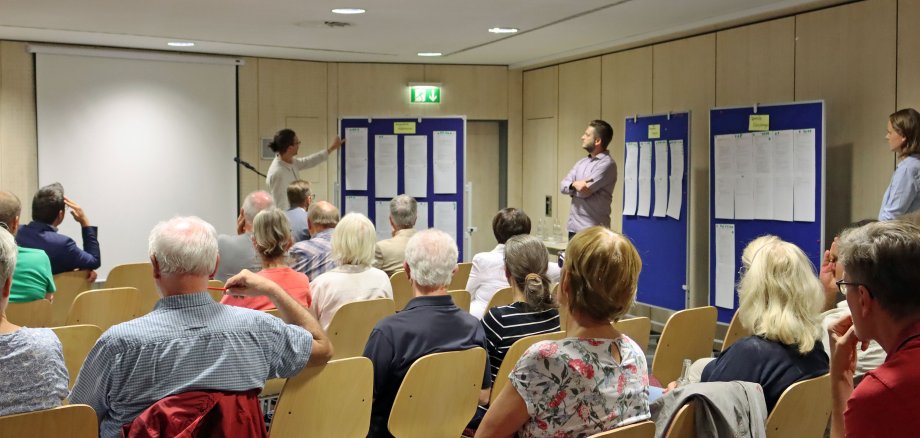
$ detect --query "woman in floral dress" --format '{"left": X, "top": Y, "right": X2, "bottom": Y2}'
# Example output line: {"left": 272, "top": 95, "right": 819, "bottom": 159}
{"left": 476, "top": 226, "right": 650, "bottom": 438}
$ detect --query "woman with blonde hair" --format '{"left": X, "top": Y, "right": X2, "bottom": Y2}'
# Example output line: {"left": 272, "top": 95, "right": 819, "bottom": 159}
{"left": 221, "top": 208, "right": 312, "bottom": 310}
{"left": 476, "top": 227, "right": 649, "bottom": 438}
{"left": 309, "top": 212, "right": 393, "bottom": 329}
{"left": 700, "top": 235, "right": 828, "bottom": 411}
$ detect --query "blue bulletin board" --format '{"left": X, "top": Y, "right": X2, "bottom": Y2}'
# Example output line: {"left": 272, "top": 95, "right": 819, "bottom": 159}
{"left": 622, "top": 112, "right": 691, "bottom": 311}
{"left": 339, "top": 117, "right": 467, "bottom": 260}
{"left": 708, "top": 101, "right": 825, "bottom": 323}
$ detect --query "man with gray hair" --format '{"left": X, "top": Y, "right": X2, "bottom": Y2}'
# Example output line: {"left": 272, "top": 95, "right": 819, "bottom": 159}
{"left": 373, "top": 194, "right": 418, "bottom": 276}
{"left": 216, "top": 190, "right": 274, "bottom": 282}
{"left": 70, "top": 216, "right": 332, "bottom": 437}
{"left": 291, "top": 200, "right": 339, "bottom": 281}
{"left": 363, "top": 229, "right": 490, "bottom": 438}
{"left": 0, "top": 191, "right": 55, "bottom": 303}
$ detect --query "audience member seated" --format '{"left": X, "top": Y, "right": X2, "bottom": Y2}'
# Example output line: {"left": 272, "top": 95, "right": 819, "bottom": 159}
{"left": 364, "top": 229, "right": 491, "bottom": 438}
{"left": 291, "top": 201, "right": 338, "bottom": 281}
{"left": 284, "top": 180, "right": 312, "bottom": 243}
{"left": 698, "top": 236, "right": 828, "bottom": 412}
{"left": 15, "top": 182, "right": 100, "bottom": 281}
{"left": 468, "top": 208, "right": 561, "bottom": 318}
{"left": 310, "top": 213, "right": 392, "bottom": 329}
{"left": 221, "top": 208, "right": 311, "bottom": 310}
{"left": 0, "top": 191, "right": 55, "bottom": 303}
{"left": 476, "top": 226, "right": 650, "bottom": 438}
{"left": 829, "top": 221, "right": 920, "bottom": 437}
{"left": 216, "top": 190, "right": 274, "bottom": 282}
{"left": 373, "top": 194, "right": 418, "bottom": 276}
{"left": 69, "top": 216, "right": 332, "bottom": 438}
{"left": 0, "top": 227, "right": 68, "bottom": 416}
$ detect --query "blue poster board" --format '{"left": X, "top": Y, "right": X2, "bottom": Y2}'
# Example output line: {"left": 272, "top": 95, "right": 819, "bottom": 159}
{"left": 339, "top": 117, "right": 466, "bottom": 260}
{"left": 622, "top": 112, "right": 691, "bottom": 311}
{"left": 708, "top": 101, "right": 825, "bottom": 323}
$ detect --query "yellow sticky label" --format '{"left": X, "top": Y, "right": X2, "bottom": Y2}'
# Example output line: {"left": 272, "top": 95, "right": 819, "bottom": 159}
{"left": 394, "top": 122, "right": 416, "bottom": 134}
{"left": 648, "top": 124, "right": 661, "bottom": 139}
{"left": 749, "top": 115, "right": 770, "bottom": 131}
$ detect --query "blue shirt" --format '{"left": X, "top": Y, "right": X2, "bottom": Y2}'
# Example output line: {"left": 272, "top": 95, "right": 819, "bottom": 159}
{"left": 879, "top": 155, "right": 920, "bottom": 220}
{"left": 290, "top": 228, "right": 335, "bottom": 281}
{"left": 285, "top": 207, "right": 310, "bottom": 242}
{"left": 560, "top": 152, "right": 618, "bottom": 233}
{"left": 16, "top": 221, "right": 100, "bottom": 274}
{"left": 70, "top": 292, "right": 313, "bottom": 438}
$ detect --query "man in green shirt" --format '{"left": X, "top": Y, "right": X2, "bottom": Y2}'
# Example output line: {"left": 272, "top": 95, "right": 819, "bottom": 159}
{"left": 0, "top": 191, "right": 55, "bottom": 302}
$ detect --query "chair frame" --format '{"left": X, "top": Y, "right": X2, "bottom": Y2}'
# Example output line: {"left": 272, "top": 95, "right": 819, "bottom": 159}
{"left": 651, "top": 306, "right": 717, "bottom": 384}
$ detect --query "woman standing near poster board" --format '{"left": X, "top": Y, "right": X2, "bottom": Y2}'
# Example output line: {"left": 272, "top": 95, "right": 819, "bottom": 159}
{"left": 879, "top": 109, "right": 920, "bottom": 220}
{"left": 266, "top": 128, "right": 343, "bottom": 210}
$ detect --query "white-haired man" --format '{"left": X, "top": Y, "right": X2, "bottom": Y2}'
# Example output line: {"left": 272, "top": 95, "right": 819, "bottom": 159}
{"left": 216, "top": 190, "right": 274, "bottom": 281}
{"left": 374, "top": 194, "right": 418, "bottom": 276}
{"left": 363, "top": 229, "right": 490, "bottom": 438}
{"left": 70, "top": 216, "right": 332, "bottom": 438}
{"left": 291, "top": 200, "right": 339, "bottom": 281}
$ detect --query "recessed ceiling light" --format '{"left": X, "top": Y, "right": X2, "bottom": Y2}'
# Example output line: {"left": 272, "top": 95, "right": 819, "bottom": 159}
{"left": 417, "top": 52, "right": 442, "bottom": 57}
{"left": 167, "top": 41, "right": 195, "bottom": 47}
{"left": 488, "top": 27, "right": 519, "bottom": 34}
{"left": 332, "top": 8, "right": 366, "bottom": 14}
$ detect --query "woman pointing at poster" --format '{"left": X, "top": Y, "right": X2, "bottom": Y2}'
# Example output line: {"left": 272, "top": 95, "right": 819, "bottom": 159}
{"left": 266, "top": 128, "right": 343, "bottom": 210}
{"left": 878, "top": 109, "right": 920, "bottom": 220}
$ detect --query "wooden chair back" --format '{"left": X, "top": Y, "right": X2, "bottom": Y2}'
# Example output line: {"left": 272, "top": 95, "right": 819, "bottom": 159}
{"left": 51, "top": 271, "right": 93, "bottom": 326}
{"left": 490, "top": 331, "right": 566, "bottom": 404}
{"left": 65, "top": 287, "right": 142, "bottom": 331}
{"left": 5, "top": 299, "right": 52, "bottom": 327}
{"left": 447, "top": 289, "right": 471, "bottom": 312}
{"left": 51, "top": 324, "right": 103, "bottom": 388}
{"left": 264, "top": 308, "right": 281, "bottom": 318}
{"left": 765, "top": 373, "right": 831, "bottom": 438}
{"left": 0, "top": 404, "right": 98, "bottom": 438}
{"left": 448, "top": 262, "right": 473, "bottom": 291}
{"left": 326, "top": 298, "right": 395, "bottom": 360}
{"left": 587, "top": 421, "right": 656, "bottom": 438}
{"left": 269, "top": 357, "right": 373, "bottom": 438}
{"left": 664, "top": 402, "right": 696, "bottom": 438}
{"left": 388, "top": 348, "right": 487, "bottom": 438}
{"left": 485, "top": 287, "right": 514, "bottom": 313}
{"left": 613, "top": 316, "right": 652, "bottom": 352}
{"left": 389, "top": 271, "right": 413, "bottom": 311}
{"left": 105, "top": 262, "right": 158, "bottom": 314}
{"left": 207, "top": 279, "right": 225, "bottom": 302}
{"left": 721, "top": 310, "right": 751, "bottom": 352}
{"left": 652, "top": 306, "right": 717, "bottom": 384}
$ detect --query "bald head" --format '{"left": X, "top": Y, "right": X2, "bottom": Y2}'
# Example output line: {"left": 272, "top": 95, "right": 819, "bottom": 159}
{"left": 307, "top": 201, "right": 340, "bottom": 233}
{"left": 0, "top": 191, "right": 21, "bottom": 232}
{"left": 242, "top": 191, "right": 274, "bottom": 225}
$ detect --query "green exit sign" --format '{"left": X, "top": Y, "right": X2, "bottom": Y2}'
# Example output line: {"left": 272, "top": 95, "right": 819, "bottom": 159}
{"left": 410, "top": 85, "right": 441, "bottom": 103}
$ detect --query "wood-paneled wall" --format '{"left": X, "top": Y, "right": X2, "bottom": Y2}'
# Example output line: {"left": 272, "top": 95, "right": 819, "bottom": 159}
{"left": 0, "top": 42, "right": 37, "bottom": 219}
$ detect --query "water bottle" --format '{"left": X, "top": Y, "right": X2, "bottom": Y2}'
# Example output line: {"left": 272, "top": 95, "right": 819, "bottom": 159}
{"left": 676, "top": 359, "right": 692, "bottom": 387}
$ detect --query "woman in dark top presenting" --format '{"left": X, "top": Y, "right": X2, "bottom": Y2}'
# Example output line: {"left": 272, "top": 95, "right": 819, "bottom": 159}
{"left": 701, "top": 235, "right": 828, "bottom": 411}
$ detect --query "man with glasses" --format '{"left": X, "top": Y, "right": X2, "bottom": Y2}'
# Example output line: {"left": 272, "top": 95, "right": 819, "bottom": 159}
{"left": 829, "top": 220, "right": 920, "bottom": 437}
{"left": 285, "top": 180, "right": 313, "bottom": 243}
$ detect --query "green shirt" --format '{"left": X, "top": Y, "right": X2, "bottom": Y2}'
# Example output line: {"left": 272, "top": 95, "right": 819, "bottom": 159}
{"left": 9, "top": 246, "right": 56, "bottom": 303}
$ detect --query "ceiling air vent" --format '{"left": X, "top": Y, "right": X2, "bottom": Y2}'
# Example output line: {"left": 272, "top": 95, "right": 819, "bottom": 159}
{"left": 323, "top": 21, "right": 352, "bottom": 28}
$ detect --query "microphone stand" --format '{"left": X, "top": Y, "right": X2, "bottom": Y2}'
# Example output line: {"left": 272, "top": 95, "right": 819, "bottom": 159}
{"left": 234, "top": 157, "right": 267, "bottom": 178}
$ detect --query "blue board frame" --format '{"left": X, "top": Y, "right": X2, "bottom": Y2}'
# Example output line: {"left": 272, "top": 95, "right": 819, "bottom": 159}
{"left": 339, "top": 117, "right": 466, "bottom": 261}
{"left": 708, "top": 101, "right": 825, "bottom": 323}
{"left": 622, "top": 112, "right": 691, "bottom": 311}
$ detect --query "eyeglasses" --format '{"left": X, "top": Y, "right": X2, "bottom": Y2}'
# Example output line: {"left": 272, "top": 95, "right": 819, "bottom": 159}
{"left": 836, "top": 279, "right": 872, "bottom": 297}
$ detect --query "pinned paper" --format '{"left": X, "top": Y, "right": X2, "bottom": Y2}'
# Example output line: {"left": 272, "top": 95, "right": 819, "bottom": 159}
{"left": 648, "top": 124, "right": 661, "bottom": 139}
{"left": 715, "top": 224, "right": 736, "bottom": 309}
{"left": 749, "top": 115, "right": 770, "bottom": 132}
{"left": 393, "top": 122, "right": 416, "bottom": 134}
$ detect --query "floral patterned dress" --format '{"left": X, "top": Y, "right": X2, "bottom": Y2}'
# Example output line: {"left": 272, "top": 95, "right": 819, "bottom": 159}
{"left": 509, "top": 336, "right": 650, "bottom": 438}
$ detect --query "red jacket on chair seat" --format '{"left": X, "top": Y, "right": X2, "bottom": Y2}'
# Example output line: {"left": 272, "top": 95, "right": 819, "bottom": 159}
{"left": 121, "top": 388, "right": 266, "bottom": 438}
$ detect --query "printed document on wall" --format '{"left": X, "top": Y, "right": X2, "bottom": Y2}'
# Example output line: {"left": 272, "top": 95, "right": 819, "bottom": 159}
{"left": 714, "top": 135, "right": 736, "bottom": 219}
{"left": 375, "top": 200, "right": 391, "bottom": 241}
{"left": 345, "top": 196, "right": 368, "bottom": 218}
{"left": 734, "top": 134, "right": 755, "bottom": 220}
{"left": 667, "top": 140, "right": 684, "bottom": 219}
{"left": 771, "top": 130, "right": 794, "bottom": 222}
{"left": 622, "top": 142, "right": 639, "bottom": 215}
{"left": 345, "top": 127, "right": 368, "bottom": 190}
{"left": 433, "top": 131, "right": 457, "bottom": 194}
{"left": 653, "top": 140, "right": 669, "bottom": 217}
{"left": 715, "top": 223, "right": 736, "bottom": 309}
{"left": 637, "top": 142, "right": 653, "bottom": 217}
{"left": 374, "top": 135, "right": 398, "bottom": 198}
{"left": 415, "top": 201, "right": 429, "bottom": 231}
{"left": 403, "top": 135, "right": 428, "bottom": 198}
{"left": 433, "top": 202, "right": 458, "bottom": 244}
{"left": 793, "top": 129, "right": 816, "bottom": 222}
{"left": 753, "top": 132, "right": 774, "bottom": 220}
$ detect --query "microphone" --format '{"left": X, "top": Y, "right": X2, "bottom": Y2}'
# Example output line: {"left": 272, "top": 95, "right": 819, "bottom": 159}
{"left": 234, "top": 157, "right": 267, "bottom": 178}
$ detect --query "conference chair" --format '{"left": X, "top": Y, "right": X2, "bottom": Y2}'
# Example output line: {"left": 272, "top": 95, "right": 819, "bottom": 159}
{"left": 269, "top": 357, "right": 373, "bottom": 438}
{"left": 447, "top": 289, "right": 471, "bottom": 312}
{"left": 613, "top": 316, "right": 652, "bottom": 352}
{"left": 448, "top": 262, "right": 473, "bottom": 291}
{"left": 765, "top": 374, "right": 831, "bottom": 438}
{"left": 490, "top": 331, "right": 566, "bottom": 404}
{"left": 207, "top": 279, "right": 224, "bottom": 302}
{"left": 587, "top": 421, "right": 655, "bottom": 438}
{"left": 651, "top": 306, "right": 717, "bottom": 384}
{"left": 663, "top": 402, "right": 696, "bottom": 438}
{"left": 51, "top": 271, "right": 93, "bottom": 326}
{"left": 484, "top": 287, "right": 514, "bottom": 313}
{"left": 263, "top": 308, "right": 281, "bottom": 318}
{"left": 721, "top": 311, "right": 751, "bottom": 352}
{"left": 65, "top": 287, "right": 142, "bottom": 331}
{"left": 326, "top": 298, "right": 395, "bottom": 360}
{"left": 5, "top": 299, "right": 52, "bottom": 327}
{"left": 389, "top": 270, "right": 413, "bottom": 311}
{"left": 0, "top": 404, "right": 98, "bottom": 438}
{"left": 105, "top": 262, "right": 158, "bottom": 314}
{"left": 388, "top": 348, "right": 487, "bottom": 438}
{"left": 51, "top": 324, "right": 103, "bottom": 388}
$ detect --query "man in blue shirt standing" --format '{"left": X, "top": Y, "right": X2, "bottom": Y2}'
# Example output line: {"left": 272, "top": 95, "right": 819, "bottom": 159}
{"left": 560, "top": 120, "right": 618, "bottom": 239}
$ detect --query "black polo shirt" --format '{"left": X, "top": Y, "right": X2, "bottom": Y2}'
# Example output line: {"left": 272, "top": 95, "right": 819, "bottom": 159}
{"left": 363, "top": 294, "right": 491, "bottom": 438}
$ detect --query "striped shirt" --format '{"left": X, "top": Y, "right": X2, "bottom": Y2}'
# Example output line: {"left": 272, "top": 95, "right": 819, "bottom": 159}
{"left": 70, "top": 292, "right": 313, "bottom": 438}
{"left": 290, "top": 228, "right": 336, "bottom": 281}
{"left": 481, "top": 302, "right": 561, "bottom": 381}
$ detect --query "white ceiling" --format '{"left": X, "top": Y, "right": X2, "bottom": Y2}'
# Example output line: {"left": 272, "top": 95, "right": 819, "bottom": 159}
{"left": 0, "top": 0, "right": 850, "bottom": 68}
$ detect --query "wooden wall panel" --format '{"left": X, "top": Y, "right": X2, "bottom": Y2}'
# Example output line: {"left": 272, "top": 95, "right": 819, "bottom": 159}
{"left": 557, "top": 58, "right": 602, "bottom": 229}
{"left": 423, "top": 65, "right": 508, "bottom": 120}
{"left": 507, "top": 69, "right": 524, "bottom": 209}
{"left": 522, "top": 118, "right": 557, "bottom": 226}
{"left": 237, "top": 57, "right": 260, "bottom": 203}
{"left": 898, "top": 0, "right": 920, "bottom": 109}
{"left": 467, "top": 121, "right": 501, "bottom": 256}
{"left": 337, "top": 63, "right": 424, "bottom": 117}
{"left": 716, "top": 18, "right": 795, "bottom": 106}
{"left": 0, "top": 42, "right": 37, "bottom": 219}
{"left": 523, "top": 66, "right": 558, "bottom": 120}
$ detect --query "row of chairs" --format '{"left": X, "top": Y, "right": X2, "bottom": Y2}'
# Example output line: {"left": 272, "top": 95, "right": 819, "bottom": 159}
{"left": 389, "top": 261, "right": 473, "bottom": 310}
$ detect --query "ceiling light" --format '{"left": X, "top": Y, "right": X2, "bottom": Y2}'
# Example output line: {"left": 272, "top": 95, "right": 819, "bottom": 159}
{"left": 331, "top": 8, "right": 365, "bottom": 14}
{"left": 488, "top": 27, "right": 518, "bottom": 34}
{"left": 417, "top": 52, "right": 442, "bottom": 57}
{"left": 167, "top": 41, "right": 195, "bottom": 47}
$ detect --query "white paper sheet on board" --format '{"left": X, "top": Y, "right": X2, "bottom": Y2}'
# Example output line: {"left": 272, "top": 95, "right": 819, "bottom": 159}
{"left": 433, "top": 201, "right": 458, "bottom": 243}
{"left": 653, "top": 141, "right": 669, "bottom": 217}
{"left": 375, "top": 135, "right": 398, "bottom": 198}
{"left": 622, "top": 142, "right": 639, "bottom": 216}
{"left": 403, "top": 135, "right": 428, "bottom": 198}
{"left": 734, "top": 134, "right": 755, "bottom": 220}
{"left": 345, "top": 127, "right": 369, "bottom": 191}
{"left": 793, "top": 129, "right": 817, "bottom": 222}
{"left": 667, "top": 140, "right": 684, "bottom": 219}
{"left": 637, "top": 142, "right": 653, "bottom": 216}
{"left": 345, "top": 195, "right": 369, "bottom": 218}
{"left": 375, "top": 200, "right": 391, "bottom": 241}
{"left": 771, "top": 130, "right": 794, "bottom": 222}
{"left": 715, "top": 223, "right": 736, "bottom": 309}
{"left": 714, "top": 135, "right": 736, "bottom": 219}
{"left": 433, "top": 131, "right": 457, "bottom": 194}
{"left": 753, "top": 132, "right": 774, "bottom": 220}
{"left": 415, "top": 201, "right": 429, "bottom": 231}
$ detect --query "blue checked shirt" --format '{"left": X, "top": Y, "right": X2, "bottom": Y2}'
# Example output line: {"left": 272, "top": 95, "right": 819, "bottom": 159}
{"left": 290, "top": 228, "right": 336, "bottom": 281}
{"left": 70, "top": 292, "right": 313, "bottom": 438}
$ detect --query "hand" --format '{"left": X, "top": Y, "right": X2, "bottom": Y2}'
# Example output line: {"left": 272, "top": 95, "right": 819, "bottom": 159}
{"left": 85, "top": 270, "right": 97, "bottom": 283}
{"left": 572, "top": 180, "right": 590, "bottom": 193}
{"left": 236, "top": 209, "right": 246, "bottom": 235}
{"left": 64, "top": 197, "right": 90, "bottom": 227}
{"left": 663, "top": 381, "right": 678, "bottom": 394}
{"left": 327, "top": 136, "right": 344, "bottom": 153}
{"left": 819, "top": 249, "right": 838, "bottom": 309}
{"left": 224, "top": 269, "right": 282, "bottom": 298}
{"left": 828, "top": 315, "right": 864, "bottom": 380}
